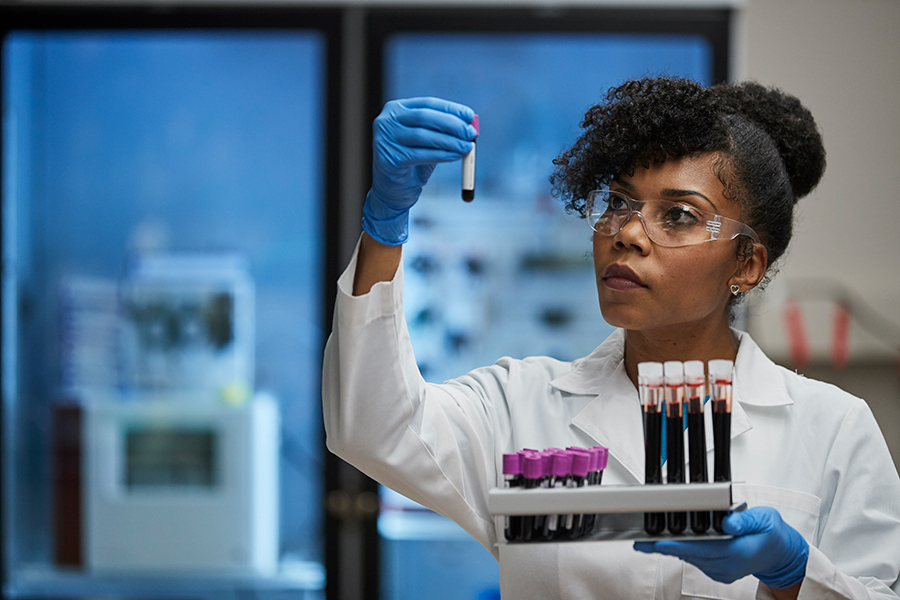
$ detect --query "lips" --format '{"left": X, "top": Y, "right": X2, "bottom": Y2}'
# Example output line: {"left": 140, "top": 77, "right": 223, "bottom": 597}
{"left": 602, "top": 264, "right": 647, "bottom": 290}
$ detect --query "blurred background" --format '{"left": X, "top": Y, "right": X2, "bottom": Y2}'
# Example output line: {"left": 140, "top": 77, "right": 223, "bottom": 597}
{"left": 1, "top": 1, "right": 898, "bottom": 600}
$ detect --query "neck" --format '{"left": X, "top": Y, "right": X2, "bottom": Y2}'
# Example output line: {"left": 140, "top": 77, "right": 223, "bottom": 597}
{"left": 623, "top": 320, "right": 738, "bottom": 389}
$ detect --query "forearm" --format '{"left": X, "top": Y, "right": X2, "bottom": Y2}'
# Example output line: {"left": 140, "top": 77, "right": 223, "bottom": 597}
{"left": 353, "top": 231, "right": 402, "bottom": 296}
{"left": 769, "top": 581, "right": 801, "bottom": 600}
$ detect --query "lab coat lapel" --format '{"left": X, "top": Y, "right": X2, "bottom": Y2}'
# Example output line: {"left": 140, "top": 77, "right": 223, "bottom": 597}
{"left": 570, "top": 373, "right": 645, "bottom": 484}
{"left": 699, "top": 330, "right": 793, "bottom": 458}
{"left": 550, "top": 329, "right": 785, "bottom": 480}
{"left": 549, "top": 330, "right": 646, "bottom": 484}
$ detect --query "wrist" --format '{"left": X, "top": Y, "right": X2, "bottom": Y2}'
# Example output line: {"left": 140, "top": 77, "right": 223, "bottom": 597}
{"left": 768, "top": 580, "right": 802, "bottom": 600}
{"left": 757, "top": 538, "right": 809, "bottom": 590}
{"left": 361, "top": 189, "right": 410, "bottom": 246}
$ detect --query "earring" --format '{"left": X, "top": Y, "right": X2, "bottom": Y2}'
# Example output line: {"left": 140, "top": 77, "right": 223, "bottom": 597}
{"left": 730, "top": 284, "right": 741, "bottom": 296}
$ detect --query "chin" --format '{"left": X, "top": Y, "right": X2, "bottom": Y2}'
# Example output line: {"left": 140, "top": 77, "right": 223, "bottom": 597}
{"left": 598, "top": 303, "right": 645, "bottom": 331}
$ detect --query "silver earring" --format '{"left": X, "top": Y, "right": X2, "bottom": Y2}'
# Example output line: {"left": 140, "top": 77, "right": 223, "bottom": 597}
{"left": 730, "top": 284, "right": 741, "bottom": 296}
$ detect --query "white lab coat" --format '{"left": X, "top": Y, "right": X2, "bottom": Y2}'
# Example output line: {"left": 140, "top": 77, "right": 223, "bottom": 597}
{"left": 322, "top": 240, "right": 900, "bottom": 599}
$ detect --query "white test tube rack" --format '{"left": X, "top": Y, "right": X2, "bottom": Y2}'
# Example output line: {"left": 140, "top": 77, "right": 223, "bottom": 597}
{"left": 489, "top": 482, "right": 743, "bottom": 543}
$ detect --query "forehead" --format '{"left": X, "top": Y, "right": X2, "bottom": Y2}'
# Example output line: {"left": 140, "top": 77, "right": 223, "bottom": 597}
{"left": 615, "top": 154, "right": 739, "bottom": 218}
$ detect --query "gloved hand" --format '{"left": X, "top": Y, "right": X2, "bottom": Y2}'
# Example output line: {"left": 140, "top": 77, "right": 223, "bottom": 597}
{"left": 362, "top": 97, "right": 477, "bottom": 245}
{"left": 634, "top": 507, "right": 808, "bottom": 589}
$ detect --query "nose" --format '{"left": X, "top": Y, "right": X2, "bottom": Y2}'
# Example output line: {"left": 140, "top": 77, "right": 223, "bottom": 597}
{"left": 612, "top": 210, "right": 652, "bottom": 253}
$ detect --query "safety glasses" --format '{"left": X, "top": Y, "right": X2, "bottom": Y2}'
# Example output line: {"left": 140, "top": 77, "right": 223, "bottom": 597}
{"left": 586, "top": 189, "right": 761, "bottom": 248}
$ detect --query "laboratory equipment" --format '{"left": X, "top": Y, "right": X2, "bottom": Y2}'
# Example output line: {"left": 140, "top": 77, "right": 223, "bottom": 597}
{"left": 83, "top": 395, "right": 279, "bottom": 573}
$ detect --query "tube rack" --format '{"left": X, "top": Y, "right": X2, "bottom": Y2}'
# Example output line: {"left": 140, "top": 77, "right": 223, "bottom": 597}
{"left": 489, "top": 482, "right": 742, "bottom": 543}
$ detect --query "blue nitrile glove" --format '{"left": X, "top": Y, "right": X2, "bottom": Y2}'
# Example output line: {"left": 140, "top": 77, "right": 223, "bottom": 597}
{"left": 634, "top": 507, "right": 808, "bottom": 589}
{"left": 362, "top": 97, "right": 477, "bottom": 245}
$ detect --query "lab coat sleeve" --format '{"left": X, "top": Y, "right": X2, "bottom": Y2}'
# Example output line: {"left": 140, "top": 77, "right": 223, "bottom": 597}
{"left": 796, "top": 399, "right": 900, "bottom": 599}
{"left": 322, "top": 239, "right": 504, "bottom": 557}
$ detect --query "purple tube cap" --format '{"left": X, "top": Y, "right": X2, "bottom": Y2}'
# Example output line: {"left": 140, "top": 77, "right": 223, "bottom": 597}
{"left": 592, "top": 446, "right": 609, "bottom": 470}
{"left": 550, "top": 452, "right": 573, "bottom": 476}
{"left": 522, "top": 454, "right": 544, "bottom": 479}
{"left": 471, "top": 114, "right": 479, "bottom": 136}
{"left": 570, "top": 451, "right": 590, "bottom": 477}
{"left": 502, "top": 453, "right": 521, "bottom": 475}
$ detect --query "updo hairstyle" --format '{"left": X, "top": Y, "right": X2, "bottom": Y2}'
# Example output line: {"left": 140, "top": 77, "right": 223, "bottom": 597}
{"left": 550, "top": 77, "right": 826, "bottom": 283}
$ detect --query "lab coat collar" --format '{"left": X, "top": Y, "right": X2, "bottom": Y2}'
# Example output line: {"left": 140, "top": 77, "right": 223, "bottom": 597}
{"left": 549, "top": 328, "right": 792, "bottom": 483}
{"left": 731, "top": 329, "right": 794, "bottom": 408}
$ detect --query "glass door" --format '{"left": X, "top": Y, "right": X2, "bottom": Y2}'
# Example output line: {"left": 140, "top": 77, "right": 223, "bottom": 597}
{"left": 3, "top": 14, "right": 336, "bottom": 599}
{"left": 368, "top": 9, "right": 728, "bottom": 599}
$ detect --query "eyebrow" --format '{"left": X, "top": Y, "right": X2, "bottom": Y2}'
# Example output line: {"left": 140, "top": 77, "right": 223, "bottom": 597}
{"left": 613, "top": 178, "right": 719, "bottom": 212}
{"left": 660, "top": 188, "right": 719, "bottom": 212}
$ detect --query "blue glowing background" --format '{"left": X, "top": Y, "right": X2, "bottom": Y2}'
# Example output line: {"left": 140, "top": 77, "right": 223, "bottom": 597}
{"left": 4, "top": 31, "right": 325, "bottom": 568}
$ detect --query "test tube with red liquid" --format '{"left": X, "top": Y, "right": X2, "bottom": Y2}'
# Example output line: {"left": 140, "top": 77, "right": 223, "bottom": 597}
{"left": 639, "top": 361, "right": 665, "bottom": 536}
{"left": 708, "top": 359, "right": 734, "bottom": 533}
{"left": 684, "top": 360, "right": 710, "bottom": 533}
{"left": 664, "top": 361, "right": 687, "bottom": 534}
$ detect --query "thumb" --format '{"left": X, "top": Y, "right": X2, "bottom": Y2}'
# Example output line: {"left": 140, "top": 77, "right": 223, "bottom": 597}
{"left": 722, "top": 507, "right": 776, "bottom": 537}
{"left": 721, "top": 509, "right": 755, "bottom": 536}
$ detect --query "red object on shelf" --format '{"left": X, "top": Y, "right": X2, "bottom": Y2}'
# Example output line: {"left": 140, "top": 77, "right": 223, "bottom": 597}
{"left": 831, "top": 302, "right": 851, "bottom": 369}
{"left": 784, "top": 297, "right": 810, "bottom": 369}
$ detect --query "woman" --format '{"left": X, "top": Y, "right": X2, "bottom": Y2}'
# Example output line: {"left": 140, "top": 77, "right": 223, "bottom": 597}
{"left": 322, "top": 77, "right": 900, "bottom": 599}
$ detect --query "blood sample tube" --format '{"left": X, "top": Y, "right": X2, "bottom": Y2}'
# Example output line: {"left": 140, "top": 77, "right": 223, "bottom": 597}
{"left": 461, "top": 114, "right": 478, "bottom": 201}
{"left": 684, "top": 360, "right": 710, "bottom": 534}
{"left": 639, "top": 361, "right": 665, "bottom": 536}
{"left": 591, "top": 445, "right": 608, "bottom": 485}
{"left": 520, "top": 453, "right": 544, "bottom": 541}
{"left": 664, "top": 361, "right": 687, "bottom": 534}
{"left": 502, "top": 453, "right": 523, "bottom": 541}
{"left": 709, "top": 359, "right": 734, "bottom": 533}
{"left": 564, "top": 451, "right": 590, "bottom": 540}
{"left": 542, "top": 452, "right": 572, "bottom": 540}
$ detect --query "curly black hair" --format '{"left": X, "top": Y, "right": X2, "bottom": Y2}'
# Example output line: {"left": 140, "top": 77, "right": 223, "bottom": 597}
{"left": 550, "top": 76, "right": 826, "bottom": 280}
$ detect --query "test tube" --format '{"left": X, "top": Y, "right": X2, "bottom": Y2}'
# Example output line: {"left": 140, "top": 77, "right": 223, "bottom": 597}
{"left": 709, "top": 359, "right": 734, "bottom": 533}
{"left": 591, "top": 445, "right": 609, "bottom": 485}
{"left": 564, "top": 451, "right": 590, "bottom": 540}
{"left": 684, "top": 360, "right": 710, "bottom": 534}
{"left": 535, "top": 452, "right": 554, "bottom": 537}
{"left": 639, "top": 361, "right": 665, "bottom": 535}
{"left": 520, "top": 453, "right": 544, "bottom": 541}
{"left": 664, "top": 361, "right": 687, "bottom": 535}
{"left": 502, "top": 453, "right": 523, "bottom": 541}
{"left": 542, "top": 452, "right": 572, "bottom": 540}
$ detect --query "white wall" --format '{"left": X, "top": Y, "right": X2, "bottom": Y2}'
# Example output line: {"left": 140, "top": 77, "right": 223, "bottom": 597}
{"left": 737, "top": 0, "right": 900, "bottom": 360}
{"left": 738, "top": 0, "right": 900, "bottom": 461}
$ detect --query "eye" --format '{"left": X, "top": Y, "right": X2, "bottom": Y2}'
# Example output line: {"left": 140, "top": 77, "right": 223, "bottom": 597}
{"left": 608, "top": 193, "right": 630, "bottom": 212}
{"left": 664, "top": 203, "right": 702, "bottom": 227}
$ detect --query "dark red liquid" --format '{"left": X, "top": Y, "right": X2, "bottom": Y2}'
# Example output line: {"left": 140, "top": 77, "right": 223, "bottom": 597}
{"left": 643, "top": 409, "right": 664, "bottom": 535}
{"left": 521, "top": 477, "right": 541, "bottom": 541}
{"left": 687, "top": 411, "right": 710, "bottom": 533}
{"left": 666, "top": 413, "right": 687, "bottom": 534}
{"left": 505, "top": 477, "right": 522, "bottom": 541}
{"left": 712, "top": 410, "right": 731, "bottom": 533}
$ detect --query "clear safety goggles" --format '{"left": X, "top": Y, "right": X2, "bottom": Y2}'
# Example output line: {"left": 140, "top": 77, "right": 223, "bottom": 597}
{"left": 586, "top": 189, "right": 761, "bottom": 248}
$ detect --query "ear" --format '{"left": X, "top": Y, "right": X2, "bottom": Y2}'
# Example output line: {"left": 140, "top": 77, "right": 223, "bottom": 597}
{"left": 729, "top": 243, "right": 767, "bottom": 293}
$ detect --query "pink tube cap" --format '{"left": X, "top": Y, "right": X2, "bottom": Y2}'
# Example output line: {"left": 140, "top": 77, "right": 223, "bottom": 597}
{"left": 522, "top": 454, "right": 544, "bottom": 480}
{"left": 592, "top": 446, "right": 609, "bottom": 470}
{"left": 471, "top": 114, "right": 479, "bottom": 136}
{"left": 502, "top": 453, "right": 521, "bottom": 475}
{"left": 550, "top": 452, "right": 573, "bottom": 477}
{"left": 570, "top": 451, "right": 590, "bottom": 477}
